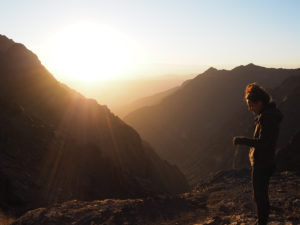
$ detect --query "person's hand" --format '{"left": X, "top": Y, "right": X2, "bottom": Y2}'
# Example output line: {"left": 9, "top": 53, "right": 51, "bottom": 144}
{"left": 233, "top": 136, "right": 245, "bottom": 145}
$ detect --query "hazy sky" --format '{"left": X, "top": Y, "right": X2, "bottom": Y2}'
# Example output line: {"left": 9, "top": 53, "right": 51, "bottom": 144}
{"left": 1, "top": 0, "right": 300, "bottom": 83}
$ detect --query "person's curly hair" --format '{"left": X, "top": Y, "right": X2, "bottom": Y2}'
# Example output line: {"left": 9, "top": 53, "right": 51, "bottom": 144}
{"left": 245, "top": 82, "right": 271, "bottom": 104}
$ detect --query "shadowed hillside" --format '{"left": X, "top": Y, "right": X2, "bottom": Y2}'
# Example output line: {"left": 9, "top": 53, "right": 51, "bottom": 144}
{"left": 116, "top": 79, "right": 194, "bottom": 119}
{"left": 124, "top": 65, "right": 300, "bottom": 183}
{"left": 0, "top": 35, "right": 189, "bottom": 216}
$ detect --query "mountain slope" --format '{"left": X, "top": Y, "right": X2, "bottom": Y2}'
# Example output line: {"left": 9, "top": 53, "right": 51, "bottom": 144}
{"left": 116, "top": 86, "right": 180, "bottom": 118}
{"left": 124, "top": 65, "right": 300, "bottom": 182}
{"left": 117, "top": 78, "right": 194, "bottom": 119}
{"left": 0, "top": 34, "right": 189, "bottom": 216}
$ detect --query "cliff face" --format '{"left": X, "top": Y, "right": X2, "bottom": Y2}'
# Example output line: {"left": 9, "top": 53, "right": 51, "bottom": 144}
{"left": 0, "top": 35, "right": 189, "bottom": 216}
{"left": 124, "top": 64, "right": 300, "bottom": 183}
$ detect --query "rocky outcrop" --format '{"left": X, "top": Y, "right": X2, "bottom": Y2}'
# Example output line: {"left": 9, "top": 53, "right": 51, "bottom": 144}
{"left": 11, "top": 169, "right": 300, "bottom": 225}
{"left": 0, "top": 34, "right": 189, "bottom": 216}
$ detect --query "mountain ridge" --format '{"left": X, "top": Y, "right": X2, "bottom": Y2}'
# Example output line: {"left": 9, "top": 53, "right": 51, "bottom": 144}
{"left": 0, "top": 34, "right": 189, "bottom": 216}
{"left": 124, "top": 64, "right": 300, "bottom": 183}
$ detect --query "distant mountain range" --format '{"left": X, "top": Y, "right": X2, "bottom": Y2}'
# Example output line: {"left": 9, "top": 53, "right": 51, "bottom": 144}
{"left": 116, "top": 86, "right": 179, "bottom": 118}
{"left": 0, "top": 34, "right": 189, "bottom": 216}
{"left": 80, "top": 74, "right": 195, "bottom": 117}
{"left": 116, "top": 79, "right": 194, "bottom": 119}
{"left": 124, "top": 64, "right": 300, "bottom": 183}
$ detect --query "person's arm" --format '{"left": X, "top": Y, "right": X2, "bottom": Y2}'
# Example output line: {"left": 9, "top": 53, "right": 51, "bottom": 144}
{"left": 233, "top": 115, "right": 276, "bottom": 148}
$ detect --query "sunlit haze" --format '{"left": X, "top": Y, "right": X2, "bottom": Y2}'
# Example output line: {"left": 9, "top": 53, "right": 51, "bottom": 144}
{"left": 1, "top": 0, "right": 300, "bottom": 96}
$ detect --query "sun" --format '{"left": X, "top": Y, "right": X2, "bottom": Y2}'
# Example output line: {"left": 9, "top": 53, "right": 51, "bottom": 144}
{"left": 39, "top": 21, "right": 141, "bottom": 83}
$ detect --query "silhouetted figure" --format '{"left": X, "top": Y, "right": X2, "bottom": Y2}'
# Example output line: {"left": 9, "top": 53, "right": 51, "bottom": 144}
{"left": 233, "top": 83, "right": 283, "bottom": 225}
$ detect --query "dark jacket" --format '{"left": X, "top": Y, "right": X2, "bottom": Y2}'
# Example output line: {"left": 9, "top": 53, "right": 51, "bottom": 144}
{"left": 237, "top": 102, "right": 283, "bottom": 168}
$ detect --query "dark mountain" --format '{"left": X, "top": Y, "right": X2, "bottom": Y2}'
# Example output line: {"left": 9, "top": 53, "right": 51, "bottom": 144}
{"left": 117, "top": 78, "right": 194, "bottom": 119}
{"left": 11, "top": 169, "right": 300, "bottom": 225}
{"left": 124, "top": 64, "right": 300, "bottom": 183}
{"left": 272, "top": 76, "right": 300, "bottom": 173}
{"left": 0, "top": 35, "right": 189, "bottom": 216}
{"left": 276, "top": 131, "right": 300, "bottom": 173}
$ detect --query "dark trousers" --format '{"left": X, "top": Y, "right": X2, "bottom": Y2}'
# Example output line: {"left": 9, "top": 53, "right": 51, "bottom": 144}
{"left": 251, "top": 166, "right": 274, "bottom": 225}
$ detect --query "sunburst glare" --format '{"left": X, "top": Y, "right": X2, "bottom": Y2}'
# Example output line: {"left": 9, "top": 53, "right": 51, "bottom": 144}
{"left": 39, "top": 21, "right": 143, "bottom": 83}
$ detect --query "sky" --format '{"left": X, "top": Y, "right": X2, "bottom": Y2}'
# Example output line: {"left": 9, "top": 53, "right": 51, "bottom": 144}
{"left": 1, "top": 0, "right": 300, "bottom": 84}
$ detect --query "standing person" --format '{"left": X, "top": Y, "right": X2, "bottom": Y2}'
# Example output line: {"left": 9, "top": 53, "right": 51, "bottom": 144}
{"left": 233, "top": 83, "right": 283, "bottom": 225}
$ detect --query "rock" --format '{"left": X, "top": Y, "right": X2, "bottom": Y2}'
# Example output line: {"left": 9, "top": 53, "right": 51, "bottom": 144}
{"left": 203, "top": 216, "right": 223, "bottom": 225}
{"left": 11, "top": 169, "right": 300, "bottom": 225}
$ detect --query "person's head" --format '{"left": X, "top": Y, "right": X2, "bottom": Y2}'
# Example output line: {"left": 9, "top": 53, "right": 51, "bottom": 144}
{"left": 244, "top": 83, "right": 271, "bottom": 115}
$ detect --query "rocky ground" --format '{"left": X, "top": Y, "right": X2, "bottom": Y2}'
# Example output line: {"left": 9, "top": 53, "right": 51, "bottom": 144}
{"left": 11, "top": 169, "right": 300, "bottom": 225}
